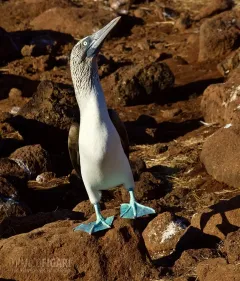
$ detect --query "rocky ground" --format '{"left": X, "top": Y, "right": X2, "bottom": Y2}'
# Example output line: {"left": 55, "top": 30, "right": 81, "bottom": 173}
{"left": 0, "top": 0, "right": 240, "bottom": 280}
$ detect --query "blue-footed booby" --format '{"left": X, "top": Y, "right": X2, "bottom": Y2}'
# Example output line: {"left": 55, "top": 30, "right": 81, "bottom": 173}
{"left": 69, "top": 17, "right": 155, "bottom": 234}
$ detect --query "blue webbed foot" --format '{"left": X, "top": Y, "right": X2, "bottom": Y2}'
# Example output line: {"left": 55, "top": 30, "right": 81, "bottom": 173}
{"left": 74, "top": 215, "right": 114, "bottom": 234}
{"left": 120, "top": 202, "right": 155, "bottom": 218}
{"left": 73, "top": 203, "right": 114, "bottom": 234}
{"left": 120, "top": 188, "right": 155, "bottom": 219}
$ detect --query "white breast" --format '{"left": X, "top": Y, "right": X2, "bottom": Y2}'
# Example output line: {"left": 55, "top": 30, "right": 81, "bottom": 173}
{"left": 75, "top": 82, "right": 134, "bottom": 203}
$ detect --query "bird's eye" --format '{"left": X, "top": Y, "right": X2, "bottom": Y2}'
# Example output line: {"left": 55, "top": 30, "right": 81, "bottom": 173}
{"left": 83, "top": 41, "right": 88, "bottom": 46}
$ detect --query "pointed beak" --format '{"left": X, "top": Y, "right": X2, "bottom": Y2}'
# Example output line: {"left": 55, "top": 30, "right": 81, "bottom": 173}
{"left": 86, "top": 17, "right": 121, "bottom": 57}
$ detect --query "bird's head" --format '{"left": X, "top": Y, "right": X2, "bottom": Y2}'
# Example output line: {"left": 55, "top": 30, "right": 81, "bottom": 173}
{"left": 70, "top": 17, "right": 121, "bottom": 87}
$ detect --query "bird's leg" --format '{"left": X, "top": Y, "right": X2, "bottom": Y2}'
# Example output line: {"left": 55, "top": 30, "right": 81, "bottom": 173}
{"left": 74, "top": 203, "right": 114, "bottom": 234}
{"left": 94, "top": 203, "right": 114, "bottom": 226}
{"left": 120, "top": 188, "right": 155, "bottom": 219}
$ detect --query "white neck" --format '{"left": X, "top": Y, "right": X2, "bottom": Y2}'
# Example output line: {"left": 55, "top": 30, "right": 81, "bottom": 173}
{"left": 71, "top": 57, "right": 110, "bottom": 123}
{"left": 77, "top": 80, "right": 108, "bottom": 112}
{"left": 72, "top": 71, "right": 109, "bottom": 125}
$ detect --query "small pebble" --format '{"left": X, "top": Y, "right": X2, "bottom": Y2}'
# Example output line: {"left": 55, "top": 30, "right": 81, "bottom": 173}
{"left": 21, "top": 45, "right": 35, "bottom": 57}
{"left": 36, "top": 172, "right": 56, "bottom": 183}
{"left": 10, "top": 106, "right": 21, "bottom": 115}
{"left": 134, "top": 9, "right": 146, "bottom": 18}
{"left": 8, "top": 88, "right": 22, "bottom": 99}
{"left": 224, "top": 123, "right": 232, "bottom": 129}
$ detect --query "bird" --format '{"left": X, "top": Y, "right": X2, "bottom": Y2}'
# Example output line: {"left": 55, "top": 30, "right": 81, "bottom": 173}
{"left": 68, "top": 109, "right": 130, "bottom": 178}
{"left": 69, "top": 16, "right": 155, "bottom": 234}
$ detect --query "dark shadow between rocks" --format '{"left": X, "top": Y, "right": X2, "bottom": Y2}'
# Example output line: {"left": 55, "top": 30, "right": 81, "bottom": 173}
{"left": 126, "top": 118, "right": 202, "bottom": 145}
{"left": 147, "top": 165, "right": 178, "bottom": 198}
{"left": 0, "top": 74, "right": 39, "bottom": 100}
{"left": 158, "top": 77, "right": 224, "bottom": 104}
{"left": 23, "top": 183, "right": 70, "bottom": 213}
{"left": 132, "top": 215, "right": 158, "bottom": 233}
{"left": 0, "top": 209, "right": 83, "bottom": 238}
{"left": 0, "top": 138, "right": 25, "bottom": 157}
{"left": 98, "top": 55, "right": 132, "bottom": 79}
{"left": 10, "top": 29, "right": 74, "bottom": 50}
{"left": 0, "top": 29, "right": 74, "bottom": 66}
{"left": 110, "top": 15, "right": 144, "bottom": 38}
{"left": 160, "top": 205, "right": 183, "bottom": 214}
{"left": 232, "top": 35, "right": 240, "bottom": 50}
{"left": 155, "top": 118, "right": 202, "bottom": 143}
{"left": 20, "top": 174, "right": 87, "bottom": 213}
{"left": 148, "top": 165, "right": 179, "bottom": 177}
{"left": 176, "top": 226, "right": 221, "bottom": 252}
{"left": 125, "top": 122, "right": 157, "bottom": 144}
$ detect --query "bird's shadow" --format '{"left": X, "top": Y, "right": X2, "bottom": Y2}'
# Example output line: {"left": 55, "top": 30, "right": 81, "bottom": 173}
{"left": 198, "top": 195, "right": 240, "bottom": 236}
{"left": 5, "top": 114, "right": 66, "bottom": 145}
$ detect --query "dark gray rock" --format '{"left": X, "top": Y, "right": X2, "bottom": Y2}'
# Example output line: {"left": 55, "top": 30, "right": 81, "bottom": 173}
{"left": 18, "top": 80, "right": 78, "bottom": 130}
{"left": 142, "top": 212, "right": 187, "bottom": 259}
{"left": 0, "top": 197, "right": 30, "bottom": 224}
{"left": 105, "top": 61, "right": 174, "bottom": 106}
{"left": 201, "top": 68, "right": 240, "bottom": 126}
{"left": 10, "top": 144, "right": 52, "bottom": 179}
{"left": 9, "top": 81, "right": 79, "bottom": 171}
{"left": 223, "top": 229, "right": 240, "bottom": 264}
{"left": 129, "top": 156, "right": 146, "bottom": 181}
{"left": 0, "top": 158, "right": 27, "bottom": 182}
{"left": 200, "top": 126, "right": 240, "bottom": 188}
{"left": 121, "top": 172, "right": 164, "bottom": 202}
{"left": 199, "top": 10, "right": 240, "bottom": 62}
{"left": 196, "top": 258, "right": 240, "bottom": 281}
{"left": 0, "top": 176, "right": 19, "bottom": 199}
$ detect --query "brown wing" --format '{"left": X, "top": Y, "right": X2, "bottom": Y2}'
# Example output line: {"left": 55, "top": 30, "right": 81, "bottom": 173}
{"left": 68, "top": 122, "right": 81, "bottom": 178}
{"left": 108, "top": 109, "right": 129, "bottom": 158}
{"left": 68, "top": 109, "right": 129, "bottom": 175}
